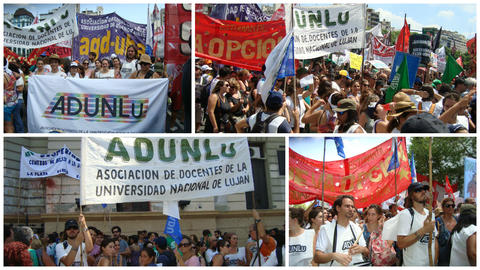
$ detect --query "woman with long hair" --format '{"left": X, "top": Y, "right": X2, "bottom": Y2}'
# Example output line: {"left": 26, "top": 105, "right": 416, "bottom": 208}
{"left": 95, "top": 59, "right": 115, "bottom": 79}
{"left": 112, "top": 57, "right": 122, "bottom": 79}
{"left": 139, "top": 247, "right": 157, "bottom": 266}
{"left": 226, "top": 78, "right": 249, "bottom": 132}
{"left": 436, "top": 198, "right": 458, "bottom": 266}
{"left": 96, "top": 238, "right": 116, "bottom": 266}
{"left": 205, "top": 80, "right": 231, "bottom": 133}
{"left": 364, "top": 204, "right": 396, "bottom": 266}
{"left": 174, "top": 236, "right": 201, "bottom": 266}
{"left": 225, "top": 233, "right": 246, "bottom": 266}
{"left": 333, "top": 98, "right": 366, "bottom": 133}
{"left": 302, "top": 82, "right": 342, "bottom": 133}
{"left": 449, "top": 204, "right": 476, "bottom": 266}
{"left": 211, "top": 239, "right": 231, "bottom": 266}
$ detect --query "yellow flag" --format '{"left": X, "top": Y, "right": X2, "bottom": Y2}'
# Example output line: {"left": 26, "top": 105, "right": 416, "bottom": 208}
{"left": 349, "top": 52, "right": 363, "bottom": 71}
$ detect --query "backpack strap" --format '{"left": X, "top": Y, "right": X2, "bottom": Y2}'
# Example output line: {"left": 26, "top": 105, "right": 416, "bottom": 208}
{"left": 408, "top": 208, "right": 415, "bottom": 232}
{"left": 262, "top": 113, "right": 280, "bottom": 133}
{"left": 330, "top": 222, "right": 338, "bottom": 266}
{"left": 429, "top": 103, "right": 436, "bottom": 114}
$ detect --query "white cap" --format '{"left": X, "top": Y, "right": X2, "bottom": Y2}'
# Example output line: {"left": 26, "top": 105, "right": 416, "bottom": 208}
{"left": 111, "top": 53, "right": 117, "bottom": 59}
{"left": 201, "top": 64, "right": 213, "bottom": 71}
{"left": 70, "top": 62, "right": 78, "bottom": 67}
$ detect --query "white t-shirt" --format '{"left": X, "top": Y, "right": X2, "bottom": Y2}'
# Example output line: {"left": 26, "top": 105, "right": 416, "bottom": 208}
{"left": 289, "top": 229, "right": 315, "bottom": 266}
{"left": 316, "top": 220, "right": 366, "bottom": 266}
{"left": 249, "top": 238, "right": 278, "bottom": 266}
{"left": 410, "top": 95, "right": 443, "bottom": 117}
{"left": 450, "top": 224, "right": 476, "bottom": 266}
{"left": 55, "top": 241, "right": 88, "bottom": 266}
{"left": 48, "top": 70, "right": 67, "bottom": 78}
{"left": 397, "top": 208, "right": 437, "bottom": 266}
{"left": 15, "top": 77, "right": 24, "bottom": 100}
{"left": 120, "top": 59, "right": 137, "bottom": 79}
{"left": 285, "top": 95, "right": 306, "bottom": 129}
{"left": 224, "top": 246, "right": 246, "bottom": 266}
{"left": 95, "top": 69, "right": 115, "bottom": 79}
{"left": 205, "top": 248, "right": 217, "bottom": 265}
{"left": 67, "top": 72, "right": 80, "bottom": 78}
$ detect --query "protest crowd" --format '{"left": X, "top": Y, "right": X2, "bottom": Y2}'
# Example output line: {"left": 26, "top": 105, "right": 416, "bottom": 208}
{"left": 195, "top": 4, "right": 477, "bottom": 134}
{"left": 4, "top": 210, "right": 285, "bottom": 266}
{"left": 289, "top": 183, "right": 477, "bottom": 266}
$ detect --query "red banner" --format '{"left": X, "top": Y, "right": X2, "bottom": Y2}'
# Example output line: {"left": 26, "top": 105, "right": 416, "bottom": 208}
{"left": 165, "top": 4, "right": 191, "bottom": 65}
{"left": 27, "top": 45, "right": 72, "bottom": 65}
{"left": 195, "top": 13, "right": 286, "bottom": 71}
{"left": 289, "top": 138, "right": 411, "bottom": 208}
{"left": 4, "top": 47, "right": 20, "bottom": 62}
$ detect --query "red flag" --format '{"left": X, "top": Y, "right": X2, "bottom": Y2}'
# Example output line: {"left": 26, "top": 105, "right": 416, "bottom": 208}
{"left": 445, "top": 175, "right": 455, "bottom": 200}
{"left": 271, "top": 4, "right": 285, "bottom": 21}
{"left": 456, "top": 56, "right": 463, "bottom": 67}
{"left": 467, "top": 36, "right": 476, "bottom": 57}
{"left": 395, "top": 16, "right": 410, "bottom": 53}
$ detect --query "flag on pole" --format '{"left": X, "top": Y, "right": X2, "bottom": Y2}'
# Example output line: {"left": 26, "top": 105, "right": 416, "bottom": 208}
{"left": 164, "top": 216, "right": 183, "bottom": 245}
{"left": 259, "top": 30, "right": 295, "bottom": 105}
{"left": 387, "top": 138, "right": 400, "bottom": 172}
{"left": 432, "top": 27, "right": 442, "bottom": 52}
{"left": 445, "top": 175, "right": 455, "bottom": 200}
{"left": 441, "top": 54, "right": 464, "bottom": 84}
{"left": 409, "top": 154, "right": 417, "bottom": 183}
{"left": 325, "top": 137, "right": 345, "bottom": 158}
{"left": 395, "top": 15, "right": 410, "bottom": 53}
{"left": 271, "top": 4, "right": 285, "bottom": 21}
{"left": 146, "top": 5, "right": 154, "bottom": 56}
{"left": 456, "top": 56, "right": 463, "bottom": 68}
{"left": 385, "top": 55, "right": 410, "bottom": 103}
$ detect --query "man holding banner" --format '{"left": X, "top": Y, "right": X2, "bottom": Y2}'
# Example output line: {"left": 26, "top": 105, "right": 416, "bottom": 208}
{"left": 56, "top": 215, "right": 93, "bottom": 266}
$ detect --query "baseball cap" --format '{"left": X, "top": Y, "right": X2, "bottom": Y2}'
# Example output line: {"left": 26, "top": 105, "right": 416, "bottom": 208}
{"left": 70, "top": 62, "right": 78, "bottom": 67}
{"left": 201, "top": 65, "right": 212, "bottom": 71}
{"left": 333, "top": 98, "right": 357, "bottom": 112}
{"left": 266, "top": 90, "right": 283, "bottom": 108}
{"left": 400, "top": 112, "right": 450, "bottom": 133}
{"left": 339, "top": 70, "right": 352, "bottom": 80}
{"left": 65, "top": 219, "right": 79, "bottom": 230}
{"left": 407, "top": 182, "right": 429, "bottom": 194}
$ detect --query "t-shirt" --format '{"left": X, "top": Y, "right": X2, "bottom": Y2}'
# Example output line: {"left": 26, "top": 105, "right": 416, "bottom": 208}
{"left": 184, "top": 255, "right": 201, "bottom": 266}
{"left": 285, "top": 95, "right": 306, "bottom": 129}
{"left": 95, "top": 69, "right": 115, "bottom": 79}
{"left": 224, "top": 247, "right": 246, "bottom": 266}
{"left": 205, "top": 249, "right": 218, "bottom": 265}
{"left": 118, "top": 239, "right": 129, "bottom": 266}
{"left": 247, "top": 112, "right": 291, "bottom": 133}
{"left": 450, "top": 224, "right": 476, "bottom": 266}
{"left": 120, "top": 59, "right": 138, "bottom": 79}
{"left": 289, "top": 229, "right": 315, "bottom": 266}
{"left": 67, "top": 72, "right": 80, "bottom": 78}
{"left": 316, "top": 220, "right": 367, "bottom": 266}
{"left": 249, "top": 237, "right": 278, "bottom": 266}
{"left": 55, "top": 241, "right": 88, "bottom": 266}
{"left": 397, "top": 208, "right": 437, "bottom": 266}
{"left": 48, "top": 70, "right": 67, "bottom": 78}
{"left": 15, "top": 77, "right": 24, "bottom": 100}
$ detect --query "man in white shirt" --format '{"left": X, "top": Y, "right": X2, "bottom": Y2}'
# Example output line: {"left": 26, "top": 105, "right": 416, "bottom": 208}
{"left": 48, "top": 54, "right": 67, "bottom": 78}
{"left": 55, "top": 214, "right": 93, "bottom": 266}
{"left": 397, "top": 182, "right": 439, "bottom": 266}
{"left": 314, "top": 195, "right": 368, "bottom": 266}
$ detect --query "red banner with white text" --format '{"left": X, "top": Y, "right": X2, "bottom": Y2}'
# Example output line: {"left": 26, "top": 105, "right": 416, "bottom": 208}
{"left": 195, "top": 13, "right": 286, "bottom": 71}
{"left": 371, "top": 36, "right": 395, "bottom": 65}
{"left": 289, "top": 138, "right": 411, "bottom": 208}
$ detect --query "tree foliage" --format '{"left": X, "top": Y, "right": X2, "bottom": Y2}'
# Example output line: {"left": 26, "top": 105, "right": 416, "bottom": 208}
{"left": 409, "top": 137, "right": 476, "bottom": 192}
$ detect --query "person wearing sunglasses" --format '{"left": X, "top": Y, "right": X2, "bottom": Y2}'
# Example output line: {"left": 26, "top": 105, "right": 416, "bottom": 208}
{"left": 129, "top": 54, "right": 160, "bottom": 79}
{"left": 435, "top": 198, "right": 458, "bottom": 266}
{"left": 211, "top": 239, "right": 231, "bottom": 266}
{"left": 175, "top": 236, "right": 201, "bottom": 266}
{"left": 333, "top": 98, "right": 366, "bottom": 133}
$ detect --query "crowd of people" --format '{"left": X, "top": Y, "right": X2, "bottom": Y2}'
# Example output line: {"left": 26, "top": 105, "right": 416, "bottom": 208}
{"left": 3, "top": 45, "right": 182, "bottom": 133}
{"left": 195, "top": 57, "right": 476, "bottom": 133}
{"left": 4, "top": 210, "right": 285, "bottom": 266}
{"left": 289, "top": 182, "right": 476, "bottom": 266}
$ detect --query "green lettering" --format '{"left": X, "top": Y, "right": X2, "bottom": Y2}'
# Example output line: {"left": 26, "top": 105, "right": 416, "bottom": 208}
{"left": 325, "top": 10, "right": 336, "bottom": 27}
{"left": 134, "top": 138, "right": 153, "bottom": 162}
{"left": 181, "top": 139, "right": 201, "bottom": 162}
{"left": 204, "top": 139, "right": 219, "bottom": 161}
{"left": 105, "top": 137, "right": 130, "bottom": 162}
{"left": 308, "top": 10, "right": 322, "bottom": 28}
{"left": 338, "top": 11, "right": 349, "bottom": 25}
{"left": 295, "top": 11, "right": 306, "bottom": 28}
{"left": 158, "top": 139, "right": 176, "bottom": 162}
{"left": 221, "top": 143, "right": 236, "bottom": 158}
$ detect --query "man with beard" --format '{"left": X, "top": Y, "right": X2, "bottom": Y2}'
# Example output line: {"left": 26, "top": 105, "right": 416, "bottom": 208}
{"left": 55, "top": 214, "right": 93, "bottom": 266}
{"left": 314, "top": 195, "right": 368, "bottom": 266}
{"left": 397, "top": 182, "right": 438, "bottom": 266}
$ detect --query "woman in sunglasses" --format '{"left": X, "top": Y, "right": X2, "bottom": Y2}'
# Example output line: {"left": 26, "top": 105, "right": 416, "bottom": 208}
{"left": 211, "top": 239, "right": 231, "bottom": 266}
{"left": 175, "top": 236, "right": 201, "bottom": 266}
{"left": 436, "top": 198, "right": 458, "bottom": 266}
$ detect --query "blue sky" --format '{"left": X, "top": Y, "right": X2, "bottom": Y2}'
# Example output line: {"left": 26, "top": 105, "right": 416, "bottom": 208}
{"left": 368, "top": 4, "right": 477, "bottom": 39}
{"left": 4, "top": 4, "right": 164, "bottom": 24}
{"left": 289, "top": 137, "right": 413, "bottom": 161}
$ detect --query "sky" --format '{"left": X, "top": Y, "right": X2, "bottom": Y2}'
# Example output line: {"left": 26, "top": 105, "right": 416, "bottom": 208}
{"left": 3, "top": 4, "right": 165, "bottom": 24}
{"left": 289, "top": 137, "right": 412, "bottom": 161}
{"left": 367, "top": 4, "right": 477, "bottom": 39}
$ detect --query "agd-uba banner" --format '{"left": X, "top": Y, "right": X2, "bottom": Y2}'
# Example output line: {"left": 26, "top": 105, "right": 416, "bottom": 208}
{"left": 80, "top": 137, "right": 254, "bottom": 205}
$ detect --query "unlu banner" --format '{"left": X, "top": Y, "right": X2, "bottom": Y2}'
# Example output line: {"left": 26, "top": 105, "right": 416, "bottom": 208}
{"left": 80, "top": 137, "right": 254, "bottom": 205}
{"left": 289, "top": 138, "right": 411, "bottom": 208}
{"left": 195, "top": 13, "right": 286, "bottom": 71}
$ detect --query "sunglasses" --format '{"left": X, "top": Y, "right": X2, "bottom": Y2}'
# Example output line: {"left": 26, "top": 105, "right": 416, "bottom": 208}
{"left": 179, "top": 243, "right": 191, "bottom": 247}
{"left": 444, "top": 204, "right": 455, "bottom": 208}
{"left": 112, "top": 231, "right": 120, "bottom": 233}
{"left": 414, "top": 188, "right": 428, "bottom": 193}
{"left": 140, "top": 63, "right": 150, "bottom": 66}
{"left": 363, "top": 84, "right": 369, "bottom": 87}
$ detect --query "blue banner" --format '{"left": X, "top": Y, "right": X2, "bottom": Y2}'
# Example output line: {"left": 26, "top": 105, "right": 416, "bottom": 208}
{"left": 388, "top": 52, "right": 420, "bottom": 88}
{"left": 164, "top": 216, "right": 183, "bottom": 245}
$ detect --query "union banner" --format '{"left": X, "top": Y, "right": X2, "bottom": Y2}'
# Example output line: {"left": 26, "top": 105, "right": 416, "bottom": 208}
{"left": 289, "top": 138, "right": 411, "bottom": 208}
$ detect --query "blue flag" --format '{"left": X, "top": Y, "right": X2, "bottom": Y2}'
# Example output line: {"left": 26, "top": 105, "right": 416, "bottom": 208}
{"left": 387, "top": 138, "right": 400, "bottom": 172}
{"left": 409, "top": 154, "right": 417, "bottom": 183}
{"left": 325, "top": 137, "right": 345, "bottom": 159}
{"left": 164, "top": 216, "right": 182, "bottom": 245}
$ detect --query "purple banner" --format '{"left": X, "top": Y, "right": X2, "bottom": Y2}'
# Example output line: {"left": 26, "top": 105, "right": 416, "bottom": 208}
{"left": 209, "top": 4, "right": 270, "bottom": 22}
{"left": 73, "top": 12, "right": 147, "bottom": 62}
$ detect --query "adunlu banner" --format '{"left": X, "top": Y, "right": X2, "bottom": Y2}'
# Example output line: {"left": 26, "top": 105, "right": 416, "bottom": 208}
{"left": 289, "top": 138, "right": 411, "bottom": 208}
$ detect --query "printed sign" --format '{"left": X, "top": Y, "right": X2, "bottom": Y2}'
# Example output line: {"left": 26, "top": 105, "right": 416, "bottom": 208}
{"left": 73, "top": 12, "right": 146, "bottom": 61}
{"left": 27, "top": 76, "right": 168, "bottom": 133}
{"left": 20, "top": 146, "right": 80, "bottom": 179}
{"left": 4, "top": 5, "right": 78, "bottom": 49}
{"left": 293, "top": 5, "right": 365, "bottom": 59}
{"left": 80, "top": 137, "right": 255, "bottom": 205}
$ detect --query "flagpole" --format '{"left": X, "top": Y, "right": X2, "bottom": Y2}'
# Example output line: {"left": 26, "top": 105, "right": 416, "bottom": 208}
{"left": 427, "top": 137, "right": 433, "bottom": 266}
{"left": 321, "top": 138, "right": 326, "bottom": 224}
{"left": 402, "top": 14, "right": 406, "bottom": 52}
{"left": 251, "top": 192, "right": 261, "bottom": 267}
{"left": 360, "top": 4, "right": 366, "bottom": 80}
{"left": 291, "top": 4, "right": 297, "bottom": 109}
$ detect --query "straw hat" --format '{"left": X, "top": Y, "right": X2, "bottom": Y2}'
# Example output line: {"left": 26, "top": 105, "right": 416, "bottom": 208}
{"left": 386, "top": 101, "right": 417, "bottom": 120}
{"left": 139, "top": 54, "right": 152, "bottom": 65}
{"left": 49, "top": 54, "right": 60, "bottom": 61}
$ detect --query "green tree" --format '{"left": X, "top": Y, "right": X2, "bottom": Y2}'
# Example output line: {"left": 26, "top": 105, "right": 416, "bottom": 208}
{"left": 409, "top": 137, "right": 476, "bottom": 193}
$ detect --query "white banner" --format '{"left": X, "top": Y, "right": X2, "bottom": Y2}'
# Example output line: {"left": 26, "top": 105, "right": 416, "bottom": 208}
{"left": 27, "top": 76, "right": 168, "bottom": 133}
{"left": 80, "top": 137, "right": 255, "bottom": 205}
{"left": 293, "top": 4, "right": 365, "bottom": 59}
{"left": 20, "top": 146, "right": 81, "bottom": 179}
{"left": 4, "top": 5, "right": 78, "bottom": 49}
{"left": 436, "top": 46, "right": 446, "bottom": 73}
{"left": 371, "top": 36, "right": 395, "bottom": 65}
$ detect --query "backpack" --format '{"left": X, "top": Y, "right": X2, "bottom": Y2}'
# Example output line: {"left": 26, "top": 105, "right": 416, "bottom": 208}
{"left": 250, "top": 113, "right": 280, "bottom": 133}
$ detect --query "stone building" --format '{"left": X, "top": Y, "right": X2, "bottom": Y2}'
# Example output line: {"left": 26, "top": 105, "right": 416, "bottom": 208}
{"left": 4, "top": 137, "right": 285, "bottom": 245}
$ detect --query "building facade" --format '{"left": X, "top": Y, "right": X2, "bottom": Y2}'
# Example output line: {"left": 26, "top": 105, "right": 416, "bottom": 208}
{"left": 4, "top": 137, "right": 285, "bottom": 245}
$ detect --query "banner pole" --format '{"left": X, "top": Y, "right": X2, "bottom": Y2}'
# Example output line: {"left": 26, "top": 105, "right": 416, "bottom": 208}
{"left": 291, "top": 4, "right": 297, "bottom": 109}
{"left": 17, "top": 178, "right": 22, "bottom": 225}
{"left": 251, "top": 192, "right": 261, "bottom": 266}
{"left": 321, "top": 137, "right": 326, "bottom": 224}
{"left": 360, "top": 4, "right": 366, "bottom": 75}
{"left": 427, "top": 137, "right": 433, "bottom": 266}
{"left": 395, "top": 139, "right": 398, "bottom": 197}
